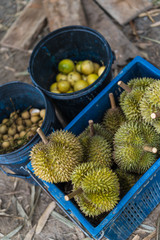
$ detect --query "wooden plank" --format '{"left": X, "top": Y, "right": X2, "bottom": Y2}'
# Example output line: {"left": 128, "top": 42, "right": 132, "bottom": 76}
{"left": 43, "top": 0, "right": 87, "bottom": 32}
{"left": 82, "top": 0, "right": 141, "bottom": 66}
{"left": 94, "top": 0, "right": 152, "bottom": 25}
{"left": 1, "top": 0, "right": 46, "bottom": 50}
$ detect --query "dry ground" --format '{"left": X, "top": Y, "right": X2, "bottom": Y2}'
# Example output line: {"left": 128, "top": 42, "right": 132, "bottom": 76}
{"left": 1, "top": 1, "right": 160, "bottom": 239}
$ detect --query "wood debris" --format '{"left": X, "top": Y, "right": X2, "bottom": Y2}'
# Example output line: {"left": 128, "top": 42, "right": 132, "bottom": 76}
{"left": 43, "top": 0, "right": 87, "bottom": 32}
{"left": 82, "top": 0, "right": 141, "bottom": 66}
{"left": 94, "top": 0, "right": 152, "bottom": 25}
{"left": 35, "top": 201, "right": 56, "bottom": 235}
{"left": 1, "top": 0, "right": 46, "bottom": 50}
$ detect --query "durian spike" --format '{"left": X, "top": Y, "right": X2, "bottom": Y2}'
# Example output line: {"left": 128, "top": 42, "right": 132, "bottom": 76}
{"left": 109, "top": 93, "right": 116, "bottom": 109}
{"left": 88, "top": 120, "right": 95, "bottom": 137}
{"left": 143, "top": 145, "right": 157, "bottom": 154}
{"left": 36, "top": 128, "right": 48, "bottom": 144}
{"left": 151, "top": 112, "right": 160, "bottom": 119}
{"left": 118, "top": 81, "right": 132, "bottom": 93}
{"left": 64, "top": 188, "right": 83, "bottom": 201}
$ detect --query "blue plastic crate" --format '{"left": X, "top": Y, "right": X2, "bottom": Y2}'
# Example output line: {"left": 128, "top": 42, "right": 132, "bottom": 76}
{"left": 26, "top": 56, "right": 160, "bottom": 240}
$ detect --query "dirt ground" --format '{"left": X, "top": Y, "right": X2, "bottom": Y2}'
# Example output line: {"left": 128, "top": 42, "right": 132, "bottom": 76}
{"left": 1, "top": 1, "right": 160, "bottom": 240}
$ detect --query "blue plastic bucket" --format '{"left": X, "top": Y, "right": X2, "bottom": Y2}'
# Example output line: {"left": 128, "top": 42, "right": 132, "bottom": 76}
{"left": 0, "top": 81, "right": 60, "bottom": 182}
{"left": 29, "top": 25, "right": 115, "bottom": 122}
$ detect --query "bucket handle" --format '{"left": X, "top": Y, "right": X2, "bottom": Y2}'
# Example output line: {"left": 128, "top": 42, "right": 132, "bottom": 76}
{"left": 0, "top": 166, "right": 30, "bottom": 179}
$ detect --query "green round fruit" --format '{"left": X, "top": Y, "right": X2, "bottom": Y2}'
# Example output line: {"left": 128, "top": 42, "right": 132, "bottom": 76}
{"left": 57, "top": 80, "right": 71, "bottom": 93}
{"left": 50, "top": 82, "right": 58, "bottom": 91}
{"left": 98, "top": 66, "right": 105, "bottom": 76}
{"left": 81, "top": 60, "right": 94, "bottom": 75}
{"left": 58, "top": 59, "right": 75, "bottom": 74}
{"left": 76, "top": 61, "right": 83, "bottom": 73}
{"left": 93, "top": 62, "right": 100, "bottom": 74}
{"left": 74, "top": 80, "right": 89, "bottom": 92}
{"left": 87, "top": 74, "right": 99, "bottom": 85}
{"left": 56, "top": 73, "right": 67, "bottom": 82}
{"left": 67, "top": 71, "right": 81, "bottom": 86}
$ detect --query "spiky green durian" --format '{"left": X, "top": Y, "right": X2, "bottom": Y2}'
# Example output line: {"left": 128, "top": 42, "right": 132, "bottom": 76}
{"left": 75, "top": 195, "right": 104, "bottom": 217}
{"left": 127, "top": 77, "right": 155, "bottom": 89}
{"left": 30, "top": 130, "right": 83, "bottom": 183}
{"left": 119, "top": 77, "right": 156, "bottom": 102}
{"left": 71, "top": 162, "right": 120, "bottom": 216}
{"left": 139, "top": 80, "right": 160, "bottom": 133}
{"left": 102, "top": 107, "right": 126, "bottom": 135}
{"left": 114, "top": 122, "right": 160, "bottom": 174}
{"left": 87, "top": 135, "right": 112, "bottom": 167}
{"left": 120, "top": 87, "right": 145, "bottom": 121}
{"left": 71, "top": 162, "right": 99, "bottom": 188}
{"left": 115, "top": 169, "right": 141, "bottom": 196}
{"left": 102, "top": 92, "right": 126, "bottom": 135}
{"left": 78, "top": 123, "right": 113, "bottom": 147}
{"left": 78, "top": 123, "right": 113, "bottom": 158}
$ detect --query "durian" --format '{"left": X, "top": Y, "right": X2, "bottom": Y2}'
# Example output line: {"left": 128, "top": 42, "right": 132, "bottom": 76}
{"left": 115, "top": 168, "right": 141, "bottom": 197}
{"left": 30, "top": 128, "right": 83, "bottom": 183}
{"left": 102, "top": 93, "right": 126, "bottom": 135}
{"left": 79, "top": 120, "right": 112, "bottom": 168}
{"left": 118, "top": 78, "right": 156, "bottom": 121}
{"left": 139, "top": 80, "right": 160, "bottom": 133}
{"left": 114, "top": 122, "right": 160, "bottom": 174}
{"left": 65, "top": 162, "right": 120, "bottom": 217}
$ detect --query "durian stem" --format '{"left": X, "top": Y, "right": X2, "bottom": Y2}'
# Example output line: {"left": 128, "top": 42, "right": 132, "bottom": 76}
{"left": 118, "top": 81, "right": 132, "bottom": 93}
{"left": 89, "top": 120, "right": 95, "bottom": 137}
{"left": 37, "top": 128, "right": 48, "bottom": 144}
{"left": 64, "top": 188, "right": 83, "bottom": 201}
{"left": 109, "top": 93, "right": 116, "bottom": 109}
{"left": 151, "top": 112, "right": 160, "bottom": 119}
{"left": 143, "top": 145, "right": 157, "bottom": 154}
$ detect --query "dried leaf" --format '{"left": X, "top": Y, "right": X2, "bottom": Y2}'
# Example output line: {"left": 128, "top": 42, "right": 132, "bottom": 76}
{"left": 1, "top": 225, "right": 23, "bottom": 240}
{"left": 143, "top": 230, "right": 156, "bottom": 240}
{"left": 51, "top": 211, "right": 75, "bottom": 229}
{"left": 15, "top": 71, "right": 29, "bottom": 77}
{"left": 141, "top": 224, "right": 156, "bottom": 231}
{"left": 132, "top": 235, "right": 140, "bottom": 240}
{"left": 140, "top": 36, "right": 160, "bottom": 45}
{"left": 16, "top": 198, "right": 31, "bottom": 226}
{"left": 28, "top": 187, "right": 41, "bottom": 222}
{"left": 24, "top": 224, "right": 36, "bottom": 240}
{"left": 156, "top": 213, "right": 160, "bottom": 240}
{"left": 151, "top": 21, "right": 160, "bottom": 27}
{"left": 0, "top": 199, "right": 2, "bottom": 209}
{"left": 30, "top": 185, "right": 35, "bottom": 210}
{"left": 35, "top": 201, "right": 56, "bottom": 235}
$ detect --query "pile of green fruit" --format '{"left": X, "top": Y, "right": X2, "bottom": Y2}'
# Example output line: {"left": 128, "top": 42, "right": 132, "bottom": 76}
{"left": 50, "top": 59, "right": 105, "bottom": 93}
{"left": 0, "top": 107, "right": 45, "bottom": 154}
{"left": 30, "top": 76, "right": 160, "bottom": 219}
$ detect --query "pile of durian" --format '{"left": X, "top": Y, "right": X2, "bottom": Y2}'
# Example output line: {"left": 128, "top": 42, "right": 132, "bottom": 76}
{"left": 30, "top": 77, "right": 160, "bottom": 219}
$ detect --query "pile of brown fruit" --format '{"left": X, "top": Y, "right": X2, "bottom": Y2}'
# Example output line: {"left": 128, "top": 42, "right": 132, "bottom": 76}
{"left": 50, "top": 59, "right": 105, "bottom": 93}
{"left": 0, "top": 108, "right": 46, "bottom": 154}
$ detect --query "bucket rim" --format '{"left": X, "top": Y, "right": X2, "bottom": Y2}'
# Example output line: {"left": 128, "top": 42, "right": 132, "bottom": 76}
{"left": 0, "top": 81, "right": 49, "bottom": 160}
{"left": 29, "top": 25, "right": 114, "bottom": 100}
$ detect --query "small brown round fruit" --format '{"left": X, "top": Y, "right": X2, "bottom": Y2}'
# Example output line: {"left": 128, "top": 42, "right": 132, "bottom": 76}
{"left": 0, "top": 125, "right": 7, "bottom": 134}
{"left": 21, "top": 111, "right": 30, "bottom": 119}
